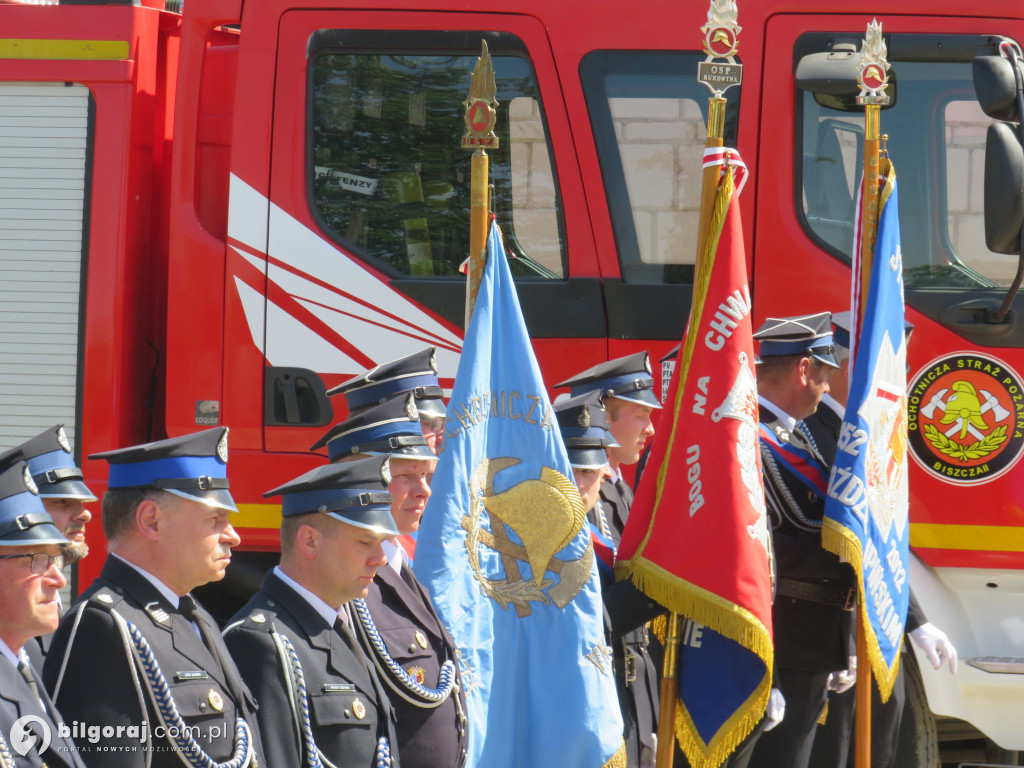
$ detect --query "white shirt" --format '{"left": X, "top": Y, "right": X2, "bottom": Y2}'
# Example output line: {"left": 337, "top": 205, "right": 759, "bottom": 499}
{"left": 758, "top": 395, "right": 798, "bottom": 435}
{"left": 111, "top": 552, "right": 182, "bottom": 608}
{"left": 273, "top": 565, "right": 343, "bottom": 627}
{"left": 0, "top": 637, "right": 24, "bottom": 669}
{"left": 382, "top": 538, "right": 407, "bottom": 577}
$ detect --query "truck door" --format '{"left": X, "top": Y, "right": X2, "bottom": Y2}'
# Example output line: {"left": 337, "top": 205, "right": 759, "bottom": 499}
{"left": 758, "top": 14, "right": 1024, "bottom": 756}
{"left": 232, "top": 10, "right": 605, "bottom": 457}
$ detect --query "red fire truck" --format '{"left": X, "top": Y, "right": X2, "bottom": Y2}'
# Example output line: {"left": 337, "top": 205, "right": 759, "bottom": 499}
{"left": 0, "top": 0, "right": 1022, "bottom": 764}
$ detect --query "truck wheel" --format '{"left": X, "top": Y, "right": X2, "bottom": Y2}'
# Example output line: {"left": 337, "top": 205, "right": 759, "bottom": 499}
{"left": 895, "top": 652, "right": 939, "bottom": 767}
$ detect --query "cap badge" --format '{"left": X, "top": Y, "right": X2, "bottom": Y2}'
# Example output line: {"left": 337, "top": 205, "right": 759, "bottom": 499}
{"left": 208, "top": 690, "right": 224, "bottom": 712}
{"left": 405, "top": 394, "right": 419, "bottom": 421}
{"left": 22, "top": 466, "right": 38, "bottom": 495}
{"left": 57, "top": 426, "right": 72, "bottom": 454}
{"left": 381, "top": 457, "right": 392, "bottom": 485}
{"left": 97, "top": 593, "right": 114, "bottom": 604}
{"left": 644, "top": 355, "right": 652, "bottom": 375}
{"left": 415, "top": 630, "right": 429, "bottom": 649}
{"left": 429, "top": 348, "right": 438, "bottom": 374}
{"left": 577, "top": 408, "right": 591, "bottom": 429}
{"left": 352, "top": 698, "right": 366, "bottom": 720}
{"left": 251, "top": 613, "right": 266, "bottom": 624}
{"left": 216, "top": 431, "right": 229, "bottom": 463}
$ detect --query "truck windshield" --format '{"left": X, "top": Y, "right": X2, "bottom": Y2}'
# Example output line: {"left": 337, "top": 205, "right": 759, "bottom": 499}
{"left": 800, "top": 44, "right": 1016, "bottom": 289}
{"left": 581, "top": 51, "right": 741, "bottom": 285}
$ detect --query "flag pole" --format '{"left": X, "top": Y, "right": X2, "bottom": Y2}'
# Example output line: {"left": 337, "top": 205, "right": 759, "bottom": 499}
{"left": 462, "top": 40, "right": 499, "bottom": 326}
{"left": 654, "top": 5, "right": 744, "bottom": 767}
{"left": 852, "top": 19, "right": 891, "bottom": 768}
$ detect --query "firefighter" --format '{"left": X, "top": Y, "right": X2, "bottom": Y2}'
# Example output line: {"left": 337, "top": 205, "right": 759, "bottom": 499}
{"left": 224, "top": 457, "right": 401, "bottom": 768}
{"left": 312, "top": 395, "right": 468, "bottom": 768}
{"left": 555, "top": 353, "right": 661, "bottom": 768}
{"left": 0, "top": 426, "right": 97, "bottom": 668}
{"left": 747, "top": 312, "right": 854, "bottom": 768}
{"left": 0, "top": 458, "right": 85, "bottom": 768}
{"left": 42, "top": 428, "right": 264, "bottom": 768}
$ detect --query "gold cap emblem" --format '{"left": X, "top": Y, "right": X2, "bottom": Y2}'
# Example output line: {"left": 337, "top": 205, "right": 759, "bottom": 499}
{"left": 208, "top": 689, "right": 224, "bottom": 712}
{"left": 352, "top": 698, "right": 366, "bottom": 720}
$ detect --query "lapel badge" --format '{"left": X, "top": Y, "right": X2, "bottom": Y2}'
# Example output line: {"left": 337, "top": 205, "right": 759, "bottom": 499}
{"left": 208, "top": 689, "right": 224, "bottom": 712}
{"left": 146, "top": 602, "right": 170, "bottom": 625}
{"left": 406, "top": 666, "right": 426, "bottom": 684}
{"left": 415, "top": 631, "right": 428, "bottom": 650}
{"left": 251, "top": 613, "right": 266, "bottom": 624}
{"left": 352, "top": 698, "right": 366, "bottom": 720}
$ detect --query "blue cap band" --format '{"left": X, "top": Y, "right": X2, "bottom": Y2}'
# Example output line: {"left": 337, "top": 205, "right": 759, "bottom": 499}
{"left": 560, "top": 425, "right": 612, "bottom": 442}
{"left": 0, "top": 490, "right": 47, "bottom": 525}
{"left": 281, "top": 486, "right": 390, "bottom": 518}
{"left": 27, "top": 449, "right": 79, "bottom": 477}
{"left": 344, "top": 373, "right": 440, "bottom": 410}
{"left": 108, "top": 455, "right": 227, "bottom": 489}
{"left": 569, "top": 371, "right": 654, "bottom": 399}
{"left": 327, "top": 421, "right": 423, "bottom": 462}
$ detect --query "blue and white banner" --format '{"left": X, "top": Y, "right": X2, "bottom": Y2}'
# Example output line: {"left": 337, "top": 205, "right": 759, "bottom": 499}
{"left": 823, "top": 159, "right": 910, "bottom": 698}
{"left": 414, "top": 223, "right": 624, "bottom": 767}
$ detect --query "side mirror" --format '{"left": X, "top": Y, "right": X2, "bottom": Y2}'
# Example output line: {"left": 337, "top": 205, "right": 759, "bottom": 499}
{"left": 984, "top": 121, "right": 1024, "bottom": 255}
{"left": 973, "top": 54, "right": 1020, "bottom": 121}
{"left": 795, "top": 41, "right": 897, "bottom": 111}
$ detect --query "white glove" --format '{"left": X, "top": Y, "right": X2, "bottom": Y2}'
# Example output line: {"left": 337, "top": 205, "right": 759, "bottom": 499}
{"left": 826, "top": 655, "right": 857, "bottom": 694}
{"left": 910, "top": 622, "right": 958, "bottom": 673}
{"left": 763, "top": 688, "right": 785, "bottom": 731}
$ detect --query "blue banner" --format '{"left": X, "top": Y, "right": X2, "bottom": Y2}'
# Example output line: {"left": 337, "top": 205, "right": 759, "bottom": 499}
{"left": 823, "top": 161, "right": 910, "bottom": 698}
{"left": 414, "top": 223, "right": 624, "bottom": 767}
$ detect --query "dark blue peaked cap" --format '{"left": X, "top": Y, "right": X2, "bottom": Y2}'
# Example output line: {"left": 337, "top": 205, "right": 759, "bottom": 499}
{"left": 753, "top": 312, "right": 840, "bottom": 369}
{"left": 555, "top": 351, "right": 662, "bottom": 409}
{"left": 328, "top": 347, "right": 446, "bottom": 420}
{"left": 89, "top": 427, "right": 237, "bottom": 512}
{"left": 311, "top": 393, "right": 436, "bottom": 462}
{"left": 264, "top": 455, "right": 398, "bottom": 536}
{"left": 0, "top": 459, "right": 68, "bottom": 547}
{"left": 555, "top": 391, "right": 618, "bottom": 469}
{"left": 0, "top": 425, "right": 96, "bottom": 501}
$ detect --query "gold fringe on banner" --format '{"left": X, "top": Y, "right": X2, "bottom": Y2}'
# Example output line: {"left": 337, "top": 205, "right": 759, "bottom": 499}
{"left": 600, "top": 742, "right": 628, "bottom": 768}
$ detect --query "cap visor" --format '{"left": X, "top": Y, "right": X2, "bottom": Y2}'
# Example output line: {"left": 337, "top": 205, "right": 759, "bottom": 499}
{"left": 327, "top": 509, "right": 400, "bottom": 537}
{"left": 568, "top": 448, "right": 609, "bottom": 470}
{"left": 812, "top": 350, "right": 841, "bottom": 369}
{"left": 613, "top": 389, "right": 663, "bottom": 409}
{"left": 416, "top": 399, "right": 447, "bottom": 420}
{"left": 0, "top": 522, "right": 69, "bottom": 547}
{"left": 37, "top": 478, "right": 97, "bottom": 502}
{"left": 165, "top": 488, "right": 238, "bottom": 513}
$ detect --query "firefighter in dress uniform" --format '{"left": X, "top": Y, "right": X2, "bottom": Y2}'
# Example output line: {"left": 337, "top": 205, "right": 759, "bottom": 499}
{"left": 42, "top": 428, "right": 264, "bottom": 768}
{"left": 313, "top": 394, "right": 468, "bottom": 768}
{"left": 555, "top": 353, "right": 661, "bottom": 768}
{"left": 804, "top": 313, "right": 958, "bottom": 768}
{"left": 0, "top": 426, "right": 97, "bottom": 669}
{"left": 223, "top": 456, "right": 401, "bottom": 768}
{"left": 0, "top": 458, "right": 85, "bottom": 768}
{"left": 746, "top": 313, "right": 854, "bottom": 768}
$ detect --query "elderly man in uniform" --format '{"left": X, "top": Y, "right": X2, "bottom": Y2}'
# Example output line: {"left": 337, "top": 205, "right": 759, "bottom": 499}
{"left": 329, "top": 347, "right": 448, "bottom": 455}
{"left": 313, "top": 395, "right": 468, "bottom": 767}
{"left": 42, "top": 428, "right": 263, "bottom": 768}
{"left": 803, "top": 313, "right": 958, "bottom": 768}
{"left": 555, "top": 353, "right": 661, "bottom": 768}
{"left": 0, "top": 426, "right": 97, "bottom": 669}
{"left": 0, "top": 458, "right": 85, "bottom": 768}
{"left": 224, "top": 456, "right": 401, "bottom": 768}
{"left": 745, "top": 312, "right": 855, "bottom": 768}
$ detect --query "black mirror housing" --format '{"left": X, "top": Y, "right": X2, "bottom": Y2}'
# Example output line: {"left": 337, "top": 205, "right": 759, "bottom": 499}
{"left": 984, "top": 121, "right": 1024, "bottom": 254}
{"left": 974, "top": 54, "right": 1020, "bottom": 121}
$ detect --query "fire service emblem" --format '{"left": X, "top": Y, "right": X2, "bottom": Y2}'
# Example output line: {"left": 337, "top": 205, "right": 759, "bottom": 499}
{"left": 907, "top": 353, "right": 1024, "bottom": 485}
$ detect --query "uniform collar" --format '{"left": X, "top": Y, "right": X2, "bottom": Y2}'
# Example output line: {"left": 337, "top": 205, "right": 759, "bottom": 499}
{"left": 382, "top": 538, "right": 405, "bottom": 576}
{"left": 273, "top": 565, "right": 340, "bottom": 627}
{"left": 0, "top": 638, "right": 20, "bottom": 669}
{"left": 758, "top": 395, "right": 797, "bottom": 434}
{"left": 110, "top": 552, "right": 181, "bottom": 608}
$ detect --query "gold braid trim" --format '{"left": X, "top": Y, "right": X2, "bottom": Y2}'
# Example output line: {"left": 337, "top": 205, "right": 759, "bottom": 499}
{"left": 821, "top": 519, "right": 903, "bottom": 702}
{"left": 600, "top": 742, "right": 628, "bottom": 768}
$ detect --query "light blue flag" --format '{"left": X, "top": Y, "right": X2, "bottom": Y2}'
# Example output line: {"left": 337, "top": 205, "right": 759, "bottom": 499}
{"left": 414, "top": 223, "right": 624, "bottom": 767}
{"left": 823, "top": 161, "right": 910, "bottom": 699}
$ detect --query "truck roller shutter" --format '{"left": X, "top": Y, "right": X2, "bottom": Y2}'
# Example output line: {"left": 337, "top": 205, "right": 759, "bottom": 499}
{"left": 0, "top": 82, "right": 89, "bottom": 451}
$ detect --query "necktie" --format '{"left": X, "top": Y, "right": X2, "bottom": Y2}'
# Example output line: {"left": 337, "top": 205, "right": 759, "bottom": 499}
{"left": 179, "top": 595, "right": 226, "bottom": 678}
{"left": 17, "top": 660, "right": 41, "bottom": 702}
{"left": 615, "top": 477, "right": 634, "bottom": 508}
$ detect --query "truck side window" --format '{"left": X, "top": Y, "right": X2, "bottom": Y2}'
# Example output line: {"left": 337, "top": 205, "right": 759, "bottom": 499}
{"left": 309, "top": 32, "right": 565, "bottom": 280}
{"left": 799, "top": 40, "right": 1018, "bottom": 291}
{"left": 581, "top": 52, "right": 740, "bottom": 285}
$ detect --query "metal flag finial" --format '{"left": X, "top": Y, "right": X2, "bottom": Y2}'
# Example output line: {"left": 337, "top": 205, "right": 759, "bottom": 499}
{"left": 462, "top": 40, "right": 499, "bottom": 151}
{"left": 856, "top": 19, "right": 891, "bottom": 105}
{"left": 698, "top": 0, "right": 743, "bottom": 96}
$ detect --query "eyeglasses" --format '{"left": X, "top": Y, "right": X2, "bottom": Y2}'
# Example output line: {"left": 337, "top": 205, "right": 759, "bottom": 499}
{"left": 0, "top": 553, "right": 64, "bottom": 575}
{"left": 421, "top": 417, "right": 446, "bottom": 436}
